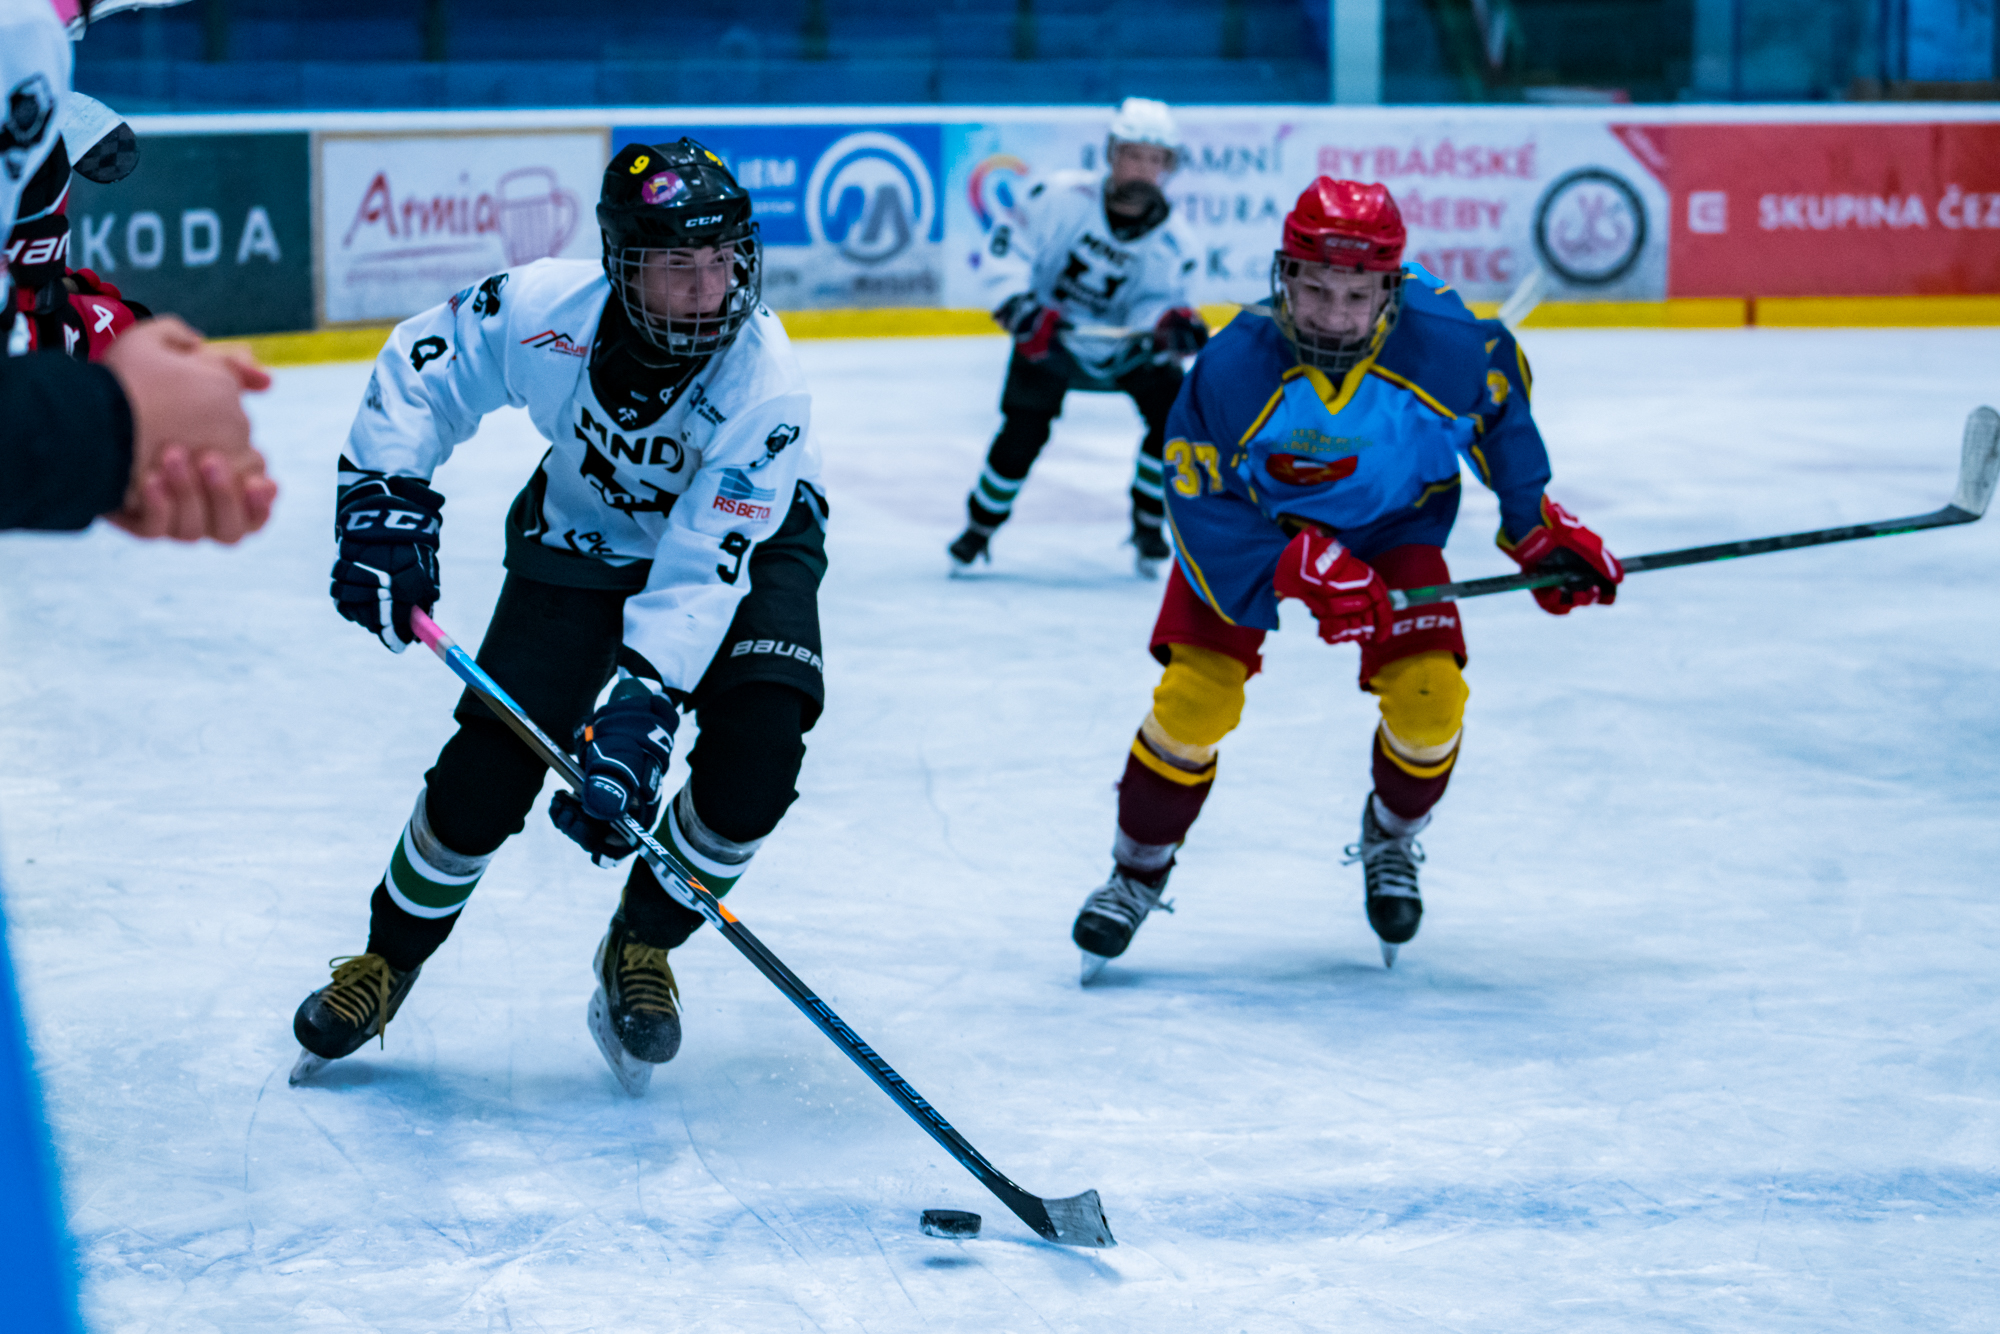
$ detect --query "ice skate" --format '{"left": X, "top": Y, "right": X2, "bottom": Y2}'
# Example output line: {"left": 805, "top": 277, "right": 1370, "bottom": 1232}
{"left": 1345, "top": 795, "right": 1425, "bottom": 968}
{"left": 1129, "top": 521, "right": 1171, "bottom": 579}
{"left": 290, "top": 954, "right": 423, "bottom": 1084}
{"left": 587, "top": 913, "right": 682, "bottom": 1097}
{"left": 947, "top": 525, "right": 993, "bottom": 576}
{"left": 1072, "top": 866, "right": 1174, "bottom": 983}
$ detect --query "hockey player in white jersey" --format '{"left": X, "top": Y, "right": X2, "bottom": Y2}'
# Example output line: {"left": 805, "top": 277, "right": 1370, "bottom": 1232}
{"left": 292, "top": 139, "right": 829, "bottom": 1095}
{"left": 948, "top": 97, "right": 1207, "bottom": 577}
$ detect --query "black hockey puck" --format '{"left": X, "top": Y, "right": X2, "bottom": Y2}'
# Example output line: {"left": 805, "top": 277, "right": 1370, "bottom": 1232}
{"left": 919, "top": 1209, "right": 981, "bottom": 1239}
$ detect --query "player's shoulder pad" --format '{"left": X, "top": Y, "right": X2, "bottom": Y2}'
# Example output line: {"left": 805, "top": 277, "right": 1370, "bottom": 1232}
{"left": 1044, "top": 168, "right": 1103, "bottom": 196}
{"left": 502, "top": 257, "right": 608, "bottom": 318}
{"left": 1378, "top": 266, "right": 1495, "bottom": 407}
{"left": 1192, "top": 303, "right": 1292, "bottom": 385}
{"left": 1397, "top": 262, "right": 1482, "bottom": 326}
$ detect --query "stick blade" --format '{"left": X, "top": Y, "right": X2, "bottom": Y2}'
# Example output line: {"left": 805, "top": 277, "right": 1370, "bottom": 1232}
{"left": 1038, "top": 1189, "right": 1116, "bottom": 1247}
{"left": 1952, "top": 406, "right": 2000, "bottom": 517}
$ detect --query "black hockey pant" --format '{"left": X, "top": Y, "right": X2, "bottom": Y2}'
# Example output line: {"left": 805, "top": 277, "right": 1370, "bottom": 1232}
{"left": 366, "top": 500, "right": 825, "bottom": 970}
{"left": 966, "top": 347, "right": 1183, "bottom": 534}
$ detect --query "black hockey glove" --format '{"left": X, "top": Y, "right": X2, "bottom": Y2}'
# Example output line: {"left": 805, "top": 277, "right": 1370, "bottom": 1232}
{"left": 550, "top": 678, "right": 681, "bottom": 866}
{"left": 331, "top": 476, "right": 444, "bottom": 652}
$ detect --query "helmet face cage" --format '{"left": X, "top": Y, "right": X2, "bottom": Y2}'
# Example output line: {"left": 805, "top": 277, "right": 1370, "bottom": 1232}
{"left": 606, "top": 227, "right": 762, "bottom": 359}
{"left": 1269, "top": 255, "right": 1404, "bottom": 376}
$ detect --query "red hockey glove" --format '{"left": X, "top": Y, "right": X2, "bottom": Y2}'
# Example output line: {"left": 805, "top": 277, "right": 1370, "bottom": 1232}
{"left": 1499, "top": 496, "right": 1623, "bottom": 615}
{"left": 1273, "top": 527, "right": 1392, "bottom": 646}
{"left": 993, "top": 292, "right": 1063, "bottom": 362}
{"left": 1154, "top": 306, "right": 1209, "bottom": 356}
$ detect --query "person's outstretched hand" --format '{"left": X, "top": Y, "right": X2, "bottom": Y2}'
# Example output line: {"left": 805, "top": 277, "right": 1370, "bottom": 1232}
{"left": 101, "top": 319, "right": 277, "bottom": 544}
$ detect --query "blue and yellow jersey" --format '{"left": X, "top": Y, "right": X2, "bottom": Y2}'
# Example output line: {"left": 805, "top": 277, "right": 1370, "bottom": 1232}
{"left": 1162, "top": 264, "right": 1552, "bottom": 629}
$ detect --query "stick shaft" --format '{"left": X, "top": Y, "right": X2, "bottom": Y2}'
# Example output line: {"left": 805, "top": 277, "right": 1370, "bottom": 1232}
{"left": 403, "top": 609, "right": 1077, "bottom": 1242}
{"left": 1389, "top": 504, "right": 1979, "bottom": 610}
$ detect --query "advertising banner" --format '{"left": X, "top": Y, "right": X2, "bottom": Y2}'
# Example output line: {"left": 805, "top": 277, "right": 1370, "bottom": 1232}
{"left": 319, "top": 130, "right": 608, "bottom": 324}
{"left": 1659, "top": 122, "right": 2000, "bottom": 298}
{"left": 614, "top": 123, "right": 945, "bottom": 311}
{"left": 65, "top": 132, "right": 311, "bottom": 337}
{"left": 945, "top": 114, "right": 1670, "bottom": 312}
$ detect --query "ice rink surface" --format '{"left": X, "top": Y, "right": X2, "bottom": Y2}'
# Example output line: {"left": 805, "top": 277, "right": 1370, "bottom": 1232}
{"left": 3, "top": 326, "right": 1999, "bottom": 1332}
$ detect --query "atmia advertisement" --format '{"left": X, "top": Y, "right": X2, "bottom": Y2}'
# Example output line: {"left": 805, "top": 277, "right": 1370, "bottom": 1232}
{"left": 613, "top": 123, "right": 944, "bottom": 310}
{"left": 946, "top": 114, "right": 1670, "bottom": 310}
{"left": 320, "top": 130, "right": 607, "bottom": 324}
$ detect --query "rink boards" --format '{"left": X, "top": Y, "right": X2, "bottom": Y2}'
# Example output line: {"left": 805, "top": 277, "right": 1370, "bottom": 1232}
{"left": 64, "top": 101, "right": 2000, "bottom": 342}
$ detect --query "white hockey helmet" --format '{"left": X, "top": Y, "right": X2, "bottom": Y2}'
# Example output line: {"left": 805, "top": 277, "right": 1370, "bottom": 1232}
{"left": 1106, "top": 97, "right": 1182, "bottom": 174}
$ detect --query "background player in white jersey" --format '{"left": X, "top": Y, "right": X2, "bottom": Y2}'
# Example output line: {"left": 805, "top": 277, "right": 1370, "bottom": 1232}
{"left": 948, "top": 97, "right": 1208, "bottom": 577}
{"left": 292, "top": 139, "right": 829, "bottom": 1095}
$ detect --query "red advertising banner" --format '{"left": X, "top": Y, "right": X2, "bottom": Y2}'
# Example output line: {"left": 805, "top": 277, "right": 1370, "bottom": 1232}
{"left": 1658, "top": 123, "right": 2000, "bottom": 298}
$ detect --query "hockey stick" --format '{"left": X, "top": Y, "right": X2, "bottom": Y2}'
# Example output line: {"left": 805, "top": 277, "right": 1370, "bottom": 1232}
{"left": 1389, "top": 406, "right": 2000, "bottom": 611}
{"left": 405, "top": 608, "right": 1115, "bottom": 1249}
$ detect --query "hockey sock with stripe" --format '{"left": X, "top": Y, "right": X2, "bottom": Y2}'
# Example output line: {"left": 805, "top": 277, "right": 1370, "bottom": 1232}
{"left": 366, "top": 788, "right": 494, "bottom": 971}
{"left": 1130, "top": 453, "right": 1165, "bottom": 528}
{"left": 382, "top": 787, "right": 495, "bottom": 919}
{"left": 1370, "top": 724, "right": 1457, "bottom": 822}
{"left": 619, "top": 784, "right": 766, "bottom": 949}
{"left": 968, "top": 464, "right": 1024, "bottom": 530}
{"left": 1115, "top": 745, "right": 1213, "bottom": 861}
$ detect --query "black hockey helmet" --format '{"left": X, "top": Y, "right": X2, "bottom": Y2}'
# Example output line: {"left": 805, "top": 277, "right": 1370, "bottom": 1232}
{"left": 599, "top": 138, "right": 761, "bottom": 358}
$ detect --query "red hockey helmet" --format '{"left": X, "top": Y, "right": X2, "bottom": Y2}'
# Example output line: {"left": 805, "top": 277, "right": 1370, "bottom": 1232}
{"left": 1271, "top": 177, "right": 1407, "bottom": 375}
{"left": 1280, "top": 178, "right": 1406, "bottom": 273}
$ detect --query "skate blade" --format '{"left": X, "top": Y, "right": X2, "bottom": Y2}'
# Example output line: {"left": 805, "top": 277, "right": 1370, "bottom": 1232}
{"left": 1079, "top": 950, "right": 1111, "bottom": 985}
{"left": 1380, "top": 942, "right": 1399, "bottom": 969}
{"left": 1133, "top": 555, "right": 1164, "bottom": 580}
{"left": 288, "top": 1049, "right": 331, "bottom": 1086}
{"left": 587, "top": 987, "right": 654, "bottom": 1098}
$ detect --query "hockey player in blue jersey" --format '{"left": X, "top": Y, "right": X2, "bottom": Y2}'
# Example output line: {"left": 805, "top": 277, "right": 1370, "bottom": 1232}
{"left": 1070, "top": 176, "right": 1624, "bottom": 977}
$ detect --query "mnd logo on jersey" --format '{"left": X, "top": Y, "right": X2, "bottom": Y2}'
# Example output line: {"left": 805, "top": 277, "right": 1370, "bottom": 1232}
{"left": 714, "top": 468, "right": 775, "bottom": 521}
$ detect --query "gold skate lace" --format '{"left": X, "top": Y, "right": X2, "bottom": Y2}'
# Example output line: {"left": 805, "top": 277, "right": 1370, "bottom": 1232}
{"left": 320, "top": 954, "right": 398, "bottom": 1045}
{"left": 617, "top": 942, "right": 680, "bottom": 1015}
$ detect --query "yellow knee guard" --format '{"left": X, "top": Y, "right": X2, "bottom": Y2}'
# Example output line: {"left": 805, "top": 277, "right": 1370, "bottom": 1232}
{"left": 1369, "top": 651, "right": 1467, "bottom": 774}
{"left": 1130, "top": 644, "right": 1248, "bottom": 785}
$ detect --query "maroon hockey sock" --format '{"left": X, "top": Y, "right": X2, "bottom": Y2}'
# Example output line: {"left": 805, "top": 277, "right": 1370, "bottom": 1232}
{"left": 1116, "top": 750, "right": 1213, "bottom": 856}
{"left": 1370, "top": 729, "right": 1456, "bottom": 822}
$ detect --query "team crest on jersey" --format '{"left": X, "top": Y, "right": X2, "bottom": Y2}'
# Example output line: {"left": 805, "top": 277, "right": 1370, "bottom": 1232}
{"left": 1266, "top": 453, "right": 1360, "bottom": 488}
{"left": 642, "top": 171, "right": 687, "bottom": 206}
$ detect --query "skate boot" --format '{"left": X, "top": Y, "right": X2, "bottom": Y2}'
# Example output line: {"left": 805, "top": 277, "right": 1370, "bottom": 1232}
{"left": 1129, "top": 521, "right": 1171, "bottom": 579}
{"left": 290, "top": 954, "right": 423, "bottom": 1084}
{"left": 1345, "top": 794, "right": 1426, "bottom": 968}
{"left": 947, "top": 524, "right": 994, "bottom": 575}
{"left": 587, "top": 912, "right": 682, "bottom": 1097}
{"left": 1072, "top": 865, "right": 1174, "bottom": 984}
